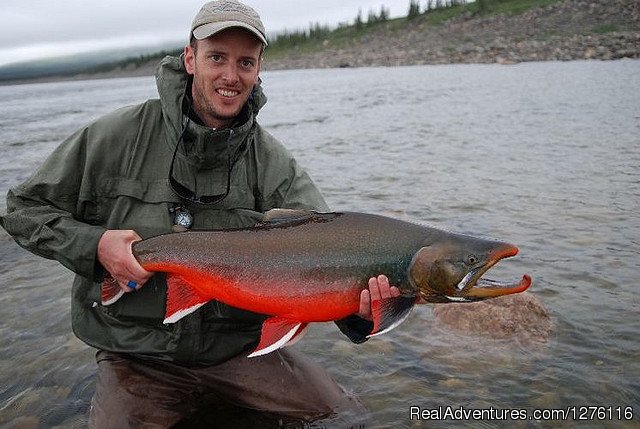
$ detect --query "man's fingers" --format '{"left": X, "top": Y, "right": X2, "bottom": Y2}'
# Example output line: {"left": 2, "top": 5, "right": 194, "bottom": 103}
{"left": 118, "top": 258, "right": 154, "bottom": 292}
{"left": 126, "top": 256, "right": 153, "bottom": 283}
{"left": 98, "top": 229, "right": 152, "bottom": 292}
{"left": 358, "top": 275, "right": 400, "bottom": 321}
{"left": 359, "top": 289, "right": 371, "bottom": 321}
{"left": 117, "top": 271, "right": 150, "bottom": 292}
{"left": 118, "top": 278, "right": 139, "bottom": 292}
{"left": 375, "top": 274, "right": 402, "bottom": 299}
{"left": 126, "top": 235, "right": 152, "bottom": 279}
{"left": 368, "top": 276, "right": 382, "bottom": 302}
{"left": 377, "top": 274, "right": 392, "bottom": 298}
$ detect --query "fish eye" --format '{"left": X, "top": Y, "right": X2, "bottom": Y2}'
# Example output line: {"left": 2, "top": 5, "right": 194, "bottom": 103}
{"left": 467, "top": 255, "right": 478, "bottom": 265}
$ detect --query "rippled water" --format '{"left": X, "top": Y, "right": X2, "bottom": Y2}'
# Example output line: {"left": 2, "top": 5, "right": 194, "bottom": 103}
{"left": 1, "top": 60, "right": 639, "bottom": 428}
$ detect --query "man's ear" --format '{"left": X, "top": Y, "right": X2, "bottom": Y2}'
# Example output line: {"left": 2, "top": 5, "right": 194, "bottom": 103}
{"left": 184, "top": 44, "right": 195, "bottom": 75}
{"left": 255, "top": 58, "right": 262, "bottom": 84}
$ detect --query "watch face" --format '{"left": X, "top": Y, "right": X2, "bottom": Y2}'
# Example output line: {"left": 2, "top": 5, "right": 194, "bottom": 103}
{"left": 174, "top": 209, "right": 193, "bottom": 229}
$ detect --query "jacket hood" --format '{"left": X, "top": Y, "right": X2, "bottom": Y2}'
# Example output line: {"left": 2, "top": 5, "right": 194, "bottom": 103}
{"left": 155, "top": 54, "right": 267, "bottom": 139}
{"left": 154, "top": 54, "right": 267, "bottom": 195}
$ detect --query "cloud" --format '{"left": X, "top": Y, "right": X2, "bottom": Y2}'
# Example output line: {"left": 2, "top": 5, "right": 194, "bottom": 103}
{"left": 1, "top": 1, "right": 195, "bottom": 48}
{"left": 0, "top": 0, "right": 410, "bottom": 66}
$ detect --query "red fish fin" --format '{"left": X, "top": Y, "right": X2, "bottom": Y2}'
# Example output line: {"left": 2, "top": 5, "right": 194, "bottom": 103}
{"left": 163, "top": 274, "right": 208, "bottom": 324}
{"left": 247, "top": 317, "right": 303, "bottom": 358}
{"left": 284, "top": 323, "right": 309, "bottom": 348}
{"left": 368, "top": 296, "right": 417, "bottom": 338}
{"left": 101, "top": 276, "right": 124, "bottom": 306}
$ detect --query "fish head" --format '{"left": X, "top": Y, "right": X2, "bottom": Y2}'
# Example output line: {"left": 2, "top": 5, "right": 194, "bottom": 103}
{"left": 409, "top": 232, "right": 531, "bottom": 303}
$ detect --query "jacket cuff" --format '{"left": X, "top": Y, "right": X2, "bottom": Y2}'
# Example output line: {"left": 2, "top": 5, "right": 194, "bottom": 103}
{"left": 75, "top": 226, "right": 108, "bottom": 282}
{"left": 335, "top": 315, "right": 374, "bottom": 344}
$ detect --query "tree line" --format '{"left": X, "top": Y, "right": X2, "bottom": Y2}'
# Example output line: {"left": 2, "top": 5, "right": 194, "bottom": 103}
{"left": 408, "top": 0, "right": 470, "bottom": 18}
{"left": 268, "top": 0, "right": 471, "bottom": 50}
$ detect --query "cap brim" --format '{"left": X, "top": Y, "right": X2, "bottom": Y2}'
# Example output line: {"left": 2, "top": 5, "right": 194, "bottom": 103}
{"left": 192, "top": 21, "right": 268, "bottom": 46}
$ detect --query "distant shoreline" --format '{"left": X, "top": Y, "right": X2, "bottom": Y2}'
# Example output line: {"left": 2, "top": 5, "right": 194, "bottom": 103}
{"left": 263, "top": 0, "right": 639, "bottom": 70}
{"left": 2, "top": 0, "right": 638, "bottom": 86}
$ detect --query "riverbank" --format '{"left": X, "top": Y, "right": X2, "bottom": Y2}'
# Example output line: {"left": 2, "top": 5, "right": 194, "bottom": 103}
{"left": 2, "top": 0, "right": 638, "bottom": 85}
{"left": 264, "top": 0, "right": 640, "bottom": 69}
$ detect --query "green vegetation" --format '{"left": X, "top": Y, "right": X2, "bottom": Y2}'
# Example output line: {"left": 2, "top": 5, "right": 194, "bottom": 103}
{"left": 265, "top": 5, "right": 392, "bottom": 57}
{"left": 593, "top": 24, "right": 619, "bottom": 34}
{"left": 264, "top": 0, "right": 563, "bottom": 61}
{"left": 471, "top": 0, "right": 562, "bottom": 15}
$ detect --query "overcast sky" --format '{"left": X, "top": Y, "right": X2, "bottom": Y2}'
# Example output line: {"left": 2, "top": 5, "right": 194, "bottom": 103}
{"left": 0, "top": 0, "right": 414, "bottom": 67}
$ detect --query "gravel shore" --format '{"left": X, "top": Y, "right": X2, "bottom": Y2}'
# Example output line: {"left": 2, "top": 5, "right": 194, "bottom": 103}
{"left": 263, "top": 0, "right": 640, "bottom": 70}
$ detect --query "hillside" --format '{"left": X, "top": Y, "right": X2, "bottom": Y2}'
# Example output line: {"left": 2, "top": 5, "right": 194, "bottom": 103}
{"left": 1, "top": 0, "right": 638, "bottom": 84}
{"left": 263, "top": 0, "right": 639, "bottom": 69}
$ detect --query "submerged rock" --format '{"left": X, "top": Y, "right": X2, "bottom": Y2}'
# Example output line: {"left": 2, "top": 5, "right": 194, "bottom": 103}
{"left": 432, "top": 293, "right": 552, "bottom": 344}
{"left": 3, "top": 416, "right": 40, "bottom": 429}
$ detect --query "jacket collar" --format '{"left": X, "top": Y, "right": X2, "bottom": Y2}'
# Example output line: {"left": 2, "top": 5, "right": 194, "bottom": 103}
{"left": 155, "top": 54, "right": 266, "bottom": 169}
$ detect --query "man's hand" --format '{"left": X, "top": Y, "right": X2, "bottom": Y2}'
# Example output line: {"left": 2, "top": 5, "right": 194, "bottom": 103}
{"left": 97, "top": 230, "right": 153, "bottom": 293}
{"left": 356, "top": 274, "right": 400, "bottom": 321}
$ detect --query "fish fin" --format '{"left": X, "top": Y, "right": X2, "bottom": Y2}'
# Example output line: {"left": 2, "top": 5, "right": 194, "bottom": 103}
{"left": 247, "top": 317, "right": 303, "bottom": 358}
{"left": 368, "top": 296, "right": 417, "bottom": 338}
{"left": 284, "top": 323, "right": 309, "bottom": 348}
{"left": 259, "top": 209, "right": 338, "bottom": 228}
{"left": 263, "top": 208, "right": 316, "bottom": 223}
{"left": 101, "top": 276, "right": 124, "bottom": 306}
{"left": 163, "top": 274, "right": 208, "bottom": 324}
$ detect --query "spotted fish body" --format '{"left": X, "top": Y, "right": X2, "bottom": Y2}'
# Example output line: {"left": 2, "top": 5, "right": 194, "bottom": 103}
{"left": 102, "top": 210, "right": 531, "bottom": 356}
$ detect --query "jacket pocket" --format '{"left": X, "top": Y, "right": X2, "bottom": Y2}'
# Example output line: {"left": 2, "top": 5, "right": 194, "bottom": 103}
{"left": 97, "top": 177, "right": 177, "bottom": 238}
{"left": 101, "top": 274, "right": 168, "bottom": 321}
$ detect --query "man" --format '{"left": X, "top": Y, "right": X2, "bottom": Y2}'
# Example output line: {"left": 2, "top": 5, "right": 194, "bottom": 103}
{"left": 0, "top": 1, "right": 398, "bottom": 427}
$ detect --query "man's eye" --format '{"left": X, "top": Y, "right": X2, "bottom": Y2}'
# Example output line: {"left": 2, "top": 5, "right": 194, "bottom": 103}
{"left": 241, "top": 60, "right": 254, "bottom": 68}
{"left": 210, "top": 54, "right": 222, "bottom": 62}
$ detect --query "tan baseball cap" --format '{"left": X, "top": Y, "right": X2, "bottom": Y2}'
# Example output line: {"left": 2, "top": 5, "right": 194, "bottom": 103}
{"left": 191, "top": 0, "right": 268, "bottom": 46}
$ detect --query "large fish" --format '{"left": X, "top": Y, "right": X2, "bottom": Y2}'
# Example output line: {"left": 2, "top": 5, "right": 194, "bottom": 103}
{"left": 102, "top": 210, "right": 531, "bottom": 357}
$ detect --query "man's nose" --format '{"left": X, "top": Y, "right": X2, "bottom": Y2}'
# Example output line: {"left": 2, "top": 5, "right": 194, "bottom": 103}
{"left": 221, "top": 62, "right": 239, "bottom": 84}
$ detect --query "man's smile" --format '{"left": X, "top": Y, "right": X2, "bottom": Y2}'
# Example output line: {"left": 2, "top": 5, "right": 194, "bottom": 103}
{"left": 217, "top": 88, "right": 240, "bottom": 98}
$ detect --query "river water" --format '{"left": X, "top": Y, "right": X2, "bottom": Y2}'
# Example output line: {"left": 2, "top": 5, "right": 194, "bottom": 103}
{"left": 0, "top": 60, "right": 638, "bottom": 428}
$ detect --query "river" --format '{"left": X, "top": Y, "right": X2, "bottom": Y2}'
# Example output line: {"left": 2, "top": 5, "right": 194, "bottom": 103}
{"left": 0, "top": 59, "right": 638, "bottom": 428}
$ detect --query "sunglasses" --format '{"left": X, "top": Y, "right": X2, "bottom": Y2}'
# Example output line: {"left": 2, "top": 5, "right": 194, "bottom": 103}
{"left": 168, "top": 116, "right": 233, "bottom": 205}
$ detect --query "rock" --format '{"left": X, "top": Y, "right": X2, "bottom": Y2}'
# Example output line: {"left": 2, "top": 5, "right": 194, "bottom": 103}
{"left": 3, "top": 417, "right": 40, "bottom": 429}
{"left": 432, "top": 292, "right": 553, "bottom": 344}
{"left": 438, "top": 377, "right": 467, "bottom": 389}
{"left": 584, "top": 46, "right": 597, "bottom": 58}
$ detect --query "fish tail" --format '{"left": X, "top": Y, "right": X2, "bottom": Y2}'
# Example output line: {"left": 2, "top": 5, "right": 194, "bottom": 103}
{"left": 368, "top": 296, "right": 417, "bottom": 338}
{"left": 101, "top": 276, "right": 124, "bottom": 306}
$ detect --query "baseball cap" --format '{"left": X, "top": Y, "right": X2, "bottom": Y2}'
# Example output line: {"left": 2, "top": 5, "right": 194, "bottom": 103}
{"left": 191, "top": 0, "right": 268, "bottom": 46}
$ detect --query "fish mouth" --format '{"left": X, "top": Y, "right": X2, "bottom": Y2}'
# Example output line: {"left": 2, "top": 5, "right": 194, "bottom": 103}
{"left": 450, "top": 245, "right": 531, "bottom": 301}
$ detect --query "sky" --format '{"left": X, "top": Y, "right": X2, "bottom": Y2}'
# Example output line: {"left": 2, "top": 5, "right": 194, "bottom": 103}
{"left": 0, "top": 0, "right": 415, "bottom": 67}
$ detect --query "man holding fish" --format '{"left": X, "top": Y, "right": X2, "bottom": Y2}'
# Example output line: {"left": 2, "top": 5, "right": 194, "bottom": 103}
{"left": 0, "top": 0, "right": 399, "bottom": 427}
{"left": 2, "top": 0, "right": 533, "bottom": 426}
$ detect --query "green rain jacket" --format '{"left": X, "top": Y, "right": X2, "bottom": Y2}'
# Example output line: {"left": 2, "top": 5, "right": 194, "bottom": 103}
{"left": 1, "top": 56, "right": 370, "bottom": 364}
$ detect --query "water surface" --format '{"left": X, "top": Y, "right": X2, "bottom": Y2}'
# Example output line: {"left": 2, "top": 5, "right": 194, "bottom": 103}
{"left": 1, "top": 60, "right": 638, "bottom": 428}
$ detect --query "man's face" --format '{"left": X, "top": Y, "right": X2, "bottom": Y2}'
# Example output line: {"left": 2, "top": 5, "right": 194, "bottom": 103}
{"left": 184, "top": 28, "right": 263, "bottom": 129}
